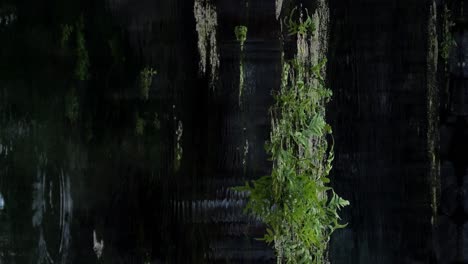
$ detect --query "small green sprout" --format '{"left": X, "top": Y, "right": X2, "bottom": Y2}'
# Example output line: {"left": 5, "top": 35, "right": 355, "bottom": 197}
{"left": 235, "top": 25, "right": 248, "bottom": 46}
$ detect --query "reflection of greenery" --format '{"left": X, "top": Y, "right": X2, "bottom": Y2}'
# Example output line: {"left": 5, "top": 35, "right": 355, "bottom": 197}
{"left": 65, "top": 88, "right": 79, "bottom": 123}
{"left": 140, "top": 67, "right": 157, "bottom": 100}
{"left": 235, "top": 9, "right": 348, "bottom": 263}
{"left": 75, "top": 16, "right": 90, "bottom": 81}
{"left": 441, "top": 5, "right": 456, "bottom": 61}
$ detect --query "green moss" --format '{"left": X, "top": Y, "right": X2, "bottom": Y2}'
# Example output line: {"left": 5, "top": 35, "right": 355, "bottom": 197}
{"left": 235, "top": 26, "right": 248, "bottom": 106}
{"left": 235, "top": 8, "right": 348, "bottom": 263}
{"left": 140, "top": 67, "right": 157, "bottom": 100}
{"left": 235, "top": 25, "right": 248, "bottom": 46}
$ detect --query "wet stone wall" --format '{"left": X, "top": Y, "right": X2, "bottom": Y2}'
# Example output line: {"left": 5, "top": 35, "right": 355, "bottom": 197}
{"left": 328, "top": 0, "right": 435, "bottom": 263}
{"left": 0, "top": 0, "right": 441, "bottom": 263}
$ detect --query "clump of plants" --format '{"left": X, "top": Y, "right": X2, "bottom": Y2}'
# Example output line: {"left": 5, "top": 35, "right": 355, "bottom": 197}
{"left": 140, "top": 67, "right": 157, "bottom": 100}
{"left": 284, "top": 7, "right": 315, "bottom": 36}
{"left": 235, "top": 8, "right": 348, "bottom": 264}
{"left": 235, "top": 25, "right": 248, "bottom": 47}
{"left": 235, "top": 25, "right": 248, "bottom": 106}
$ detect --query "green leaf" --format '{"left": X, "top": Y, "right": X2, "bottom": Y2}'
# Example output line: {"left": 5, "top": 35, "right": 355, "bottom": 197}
{"left": 309, "top": 115, "right": 326, "bottom": 136}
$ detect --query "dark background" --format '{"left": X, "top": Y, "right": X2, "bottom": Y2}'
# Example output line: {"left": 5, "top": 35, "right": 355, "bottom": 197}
{"left": 0, "top": 0, "right": 460, "bottom": 263}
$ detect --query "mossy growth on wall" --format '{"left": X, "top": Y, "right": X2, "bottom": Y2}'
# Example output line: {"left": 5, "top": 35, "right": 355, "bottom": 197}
{"left": 74, "top": 16, "right": 90, "bottom": 81}
{"left": 441, "top": 5, "right": 455, "bottom": 62}
{"left": 235, "top": 25, "right": 248, "bottom": 48}
{"left": 60, "top": 16, "right": 90, "bottom": 81}
{"left": 427, "top": 0, "right": 440, "bottom": 223}
{"left": 235, "top": 7, "right": 348, "bottom": 264}
{"left": 235, "top": 25, "right": 248, "bottom": 106}
{"left": 194, "top": 0, "right": 219, "bottom": 89}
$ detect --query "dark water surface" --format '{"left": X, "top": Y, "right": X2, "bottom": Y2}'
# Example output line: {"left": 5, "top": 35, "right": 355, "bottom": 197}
{"left": 0, "top": 0, "right": 452, "bottom": 263}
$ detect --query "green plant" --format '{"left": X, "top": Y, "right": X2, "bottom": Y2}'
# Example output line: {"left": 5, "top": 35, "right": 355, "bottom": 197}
{"left": 140, "top": 67, "right": 157, "bottom": 100}
{"left": 235, "top": 9, "right": 348, "bottom": 264}
{"left": 284, "top": 7, "right": 316, "bottom": 36}
{"left": 235, "top": 25, "right": 248, "bottom": 47}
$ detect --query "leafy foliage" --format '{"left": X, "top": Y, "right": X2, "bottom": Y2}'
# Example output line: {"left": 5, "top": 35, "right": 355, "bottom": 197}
{"left": 284, "top": 7, "right": 316, "bottom": 36}
{"left": 235, "top": 9, "right": 348, "bottom": 264}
